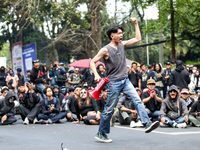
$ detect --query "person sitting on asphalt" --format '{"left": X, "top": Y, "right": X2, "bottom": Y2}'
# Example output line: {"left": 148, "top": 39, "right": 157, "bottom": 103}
{"left": 180, "top": 88, "right": 194, "bottom": 111}
{"left": 0, "top": 91, "right": 17, "bottom": 125}
{"left": 53, "top": 85, "right": 64, "bottom": 105}
{"left": 189, "top": 96, "right": 200, "bottom": 127}
{"left": 8, "top": 86, "right": 19, "bottom": 108}
{"left": 141, "top": 79, "right": 162, "bottom": 121}
{"left": 37, "top": 86, "right": 66, "bottom": 124}
{"left": 73, "top": 87, "right": 101, "bottom": 125}
{"left": 18, "top": 83, "right": 41, "bottom": 125}
{"left": 117, "top": 93, "right": 143, "bottom": 128}
{"left": 96, "top": 87, "right": 116, "bottom": 127}
{"left": 60, "top": 86, "right": 69, "bottom": 98}
{"left": 62, "top": 85, "right": 81, "bottom": 122}
{"left": 160, "top": 85, "right": 189, "bottom": 128}
{"left": 0, "top": 86, "right": 9, "bottom": 100}
{"left": 6, "top": 69, "right": 19, "bottom": 92}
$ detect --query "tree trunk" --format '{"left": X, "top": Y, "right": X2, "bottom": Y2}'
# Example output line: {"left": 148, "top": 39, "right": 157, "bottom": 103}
{"left": 86, "top": 0, "right": 102, "bottom": 58}
{"left": 170, "top": 0, "right": 176, "bottom": 59}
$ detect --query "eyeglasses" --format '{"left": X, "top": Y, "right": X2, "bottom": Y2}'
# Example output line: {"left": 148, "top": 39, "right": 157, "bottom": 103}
{"left": 169, "top": 90, "right": 176, "bottom": 93}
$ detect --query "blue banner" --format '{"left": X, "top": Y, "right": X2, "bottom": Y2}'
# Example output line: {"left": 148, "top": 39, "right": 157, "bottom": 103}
{"left": 22, "top": 43, "right": 36, "bottom": 75}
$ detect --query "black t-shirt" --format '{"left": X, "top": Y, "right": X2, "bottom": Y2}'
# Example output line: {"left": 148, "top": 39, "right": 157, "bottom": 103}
{"left": 184, "top": 96, "right": 194, "bottom": 110}
{"left": 128, "top": 70, "right": 139, "bottom": 87}
{"left": 139, "top": 71, "right": 148, "bottom": 90}
{"left": 96, "top": 97, "right": 106, "bottom": 113}
{"left": 141, "top": 90, "right": 162, "bottom": 112}
{"left": 67, "top": 95, "right": 78, "bottom": 114}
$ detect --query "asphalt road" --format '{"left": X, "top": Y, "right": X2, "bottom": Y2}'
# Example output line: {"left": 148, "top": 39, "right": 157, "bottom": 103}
{"left": 1, "top": 115, "right": 200, "bottom": 150}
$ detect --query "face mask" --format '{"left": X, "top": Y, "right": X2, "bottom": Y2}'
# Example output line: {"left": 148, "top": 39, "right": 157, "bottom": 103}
{"left": 193, "top": 70, "right": 196, "bottom": 73}
{"left": 8, "top": 97, "right": 15, "bottom": 103}
{"left": 54, "top": 92, "right": 59, "bottom": 97}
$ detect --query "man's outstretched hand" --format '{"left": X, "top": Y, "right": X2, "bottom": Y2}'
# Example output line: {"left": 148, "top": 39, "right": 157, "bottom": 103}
{"left": 130, "top": 18, "right": 138, "bottom": 25}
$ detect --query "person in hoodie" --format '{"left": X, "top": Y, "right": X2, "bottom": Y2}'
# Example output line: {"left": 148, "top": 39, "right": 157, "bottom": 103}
{"left": 18, "top": 83, "right": 41, "bottom": 125}
{"left": 37, "top": 86, "right": 66, "bottom": 124}
{"left": 0, "top": 66, "right": 7, "bottom": 87}
{"left": 160, "top": 85, "right": 189, "bottom": 128}
{"left": 169, "top": 60, "right": 190, "bottom": 90}
{"left": 0, "top": 91, "right": 17, "bottom": 125}
{"left": 189, "top": 97, "right": 200, "bottom": 127}
{"left": 53, "top": 85, "right": 64, "bottom": 105}
{"left": 6, "top": 69, "right": 19, "bottom": 91}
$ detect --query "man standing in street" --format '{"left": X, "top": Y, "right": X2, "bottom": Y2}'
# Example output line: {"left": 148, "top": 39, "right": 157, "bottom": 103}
{"left": 169, "top": 60, "right": 190, "bottom": 90}
{"left": 90, "top": 18, "right": 159, "bottom": 143}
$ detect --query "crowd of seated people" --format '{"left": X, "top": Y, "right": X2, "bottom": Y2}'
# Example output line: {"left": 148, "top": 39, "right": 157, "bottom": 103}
{"left": 0, "top": 59, "right": 200, "bottom": 129}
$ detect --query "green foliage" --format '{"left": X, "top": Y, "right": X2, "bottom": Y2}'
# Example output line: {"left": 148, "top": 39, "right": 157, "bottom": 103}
{"left": 0, "top": 42, "right": 11, "bottom": 68}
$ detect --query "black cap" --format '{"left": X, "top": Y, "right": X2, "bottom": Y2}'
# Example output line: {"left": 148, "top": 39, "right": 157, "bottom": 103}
{"left": 148, "top": 64, "right": 152, "bottom": 68}
{"left": 171, "top": 59, "right": 176, "bottom": 64}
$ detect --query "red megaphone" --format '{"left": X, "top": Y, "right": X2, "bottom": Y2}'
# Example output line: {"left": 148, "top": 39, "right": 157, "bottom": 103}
{"left": 88, "top": 77, "right": 109, "bottom": 100}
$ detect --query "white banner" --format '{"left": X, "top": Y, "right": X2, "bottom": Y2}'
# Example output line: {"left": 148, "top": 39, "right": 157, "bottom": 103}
{"left": 0, "top": 57, "right": 6, "bottom": 68}
{"left": 12, "top": 42, "right": 24, "bottom": 75}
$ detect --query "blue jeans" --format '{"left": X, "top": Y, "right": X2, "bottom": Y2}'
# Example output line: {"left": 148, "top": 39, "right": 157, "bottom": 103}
{"left": 164, "top": 116, "right": 185, "bottom": 127}
{"left": 98, "top": 78, "right": 151, "bottom": 134}
{"left": 147, "top": 109, "right": 160, "bottom": 121}
{"left": 37, "top": 83, "right": 46, "bottom": 98}
{"left": 37, "top": 112, "right": 66, "bottom": 123}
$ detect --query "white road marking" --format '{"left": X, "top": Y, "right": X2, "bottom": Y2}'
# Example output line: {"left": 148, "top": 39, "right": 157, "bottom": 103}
{"left": 114, "top": 125, "right": 200, "bottom": 135}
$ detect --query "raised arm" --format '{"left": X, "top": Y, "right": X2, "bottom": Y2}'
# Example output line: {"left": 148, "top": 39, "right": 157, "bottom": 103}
{"left": 122, "top": 18, "right": 142, "bottom": 47}
{"left": 90, "top": 48, "right": 108, "bottom": 82}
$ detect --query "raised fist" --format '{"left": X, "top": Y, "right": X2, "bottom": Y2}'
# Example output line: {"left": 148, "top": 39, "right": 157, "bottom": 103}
{"left": 130, "top": 18, "right": 137, "bottom": 24}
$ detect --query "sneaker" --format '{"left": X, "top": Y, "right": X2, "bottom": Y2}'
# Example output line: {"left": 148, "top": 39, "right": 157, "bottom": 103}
{"left": 33, "top": 118, "right": 39, "bottom": 124}
{"left": 160, "top": 122, "right": 168, "bottom": 127}
{"left": 145, "top": 121, "right": 159, "bottom": 133}
{"left": 135, "top": 120, "right": 144, "bottom": 127}
{"left": 130, "top": 121, "right": 136, "bottom": 128}
{"left": 95, "top": 133, "right": 112, "bottom": 143}
{"left": 46, "top": 119, "right": 52, "bottom": 124}
{"left": 177, "top": 122, "right": 187, "bottom": 128}
{"left": 23, "top": 117, "right": 29, "bottom": 125}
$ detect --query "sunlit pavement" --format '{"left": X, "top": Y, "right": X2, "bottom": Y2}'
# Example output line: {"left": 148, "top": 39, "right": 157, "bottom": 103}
{"left": 1, "top": 115, "right": 200, "bottom": 150}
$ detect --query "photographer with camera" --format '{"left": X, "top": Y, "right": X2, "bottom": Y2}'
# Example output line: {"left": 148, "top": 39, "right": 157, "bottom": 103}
{"left": 6, "top": 69, "right": 19, "bottom": 92}
{"left": 49, "top": 60, "right": 66, "bottom": 90}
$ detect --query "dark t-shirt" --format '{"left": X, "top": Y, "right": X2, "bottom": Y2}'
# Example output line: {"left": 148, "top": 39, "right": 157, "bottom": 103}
{"left": 141, "top": 90, "right": 162, "bottom": 112}
{"left": 67, "top": 95, "right": 78, "bottom": 114}
{"left": 139, "top": 71, "right": 148, "bottom": 90}
{"left": 184, "top": 96, "right": 194, "bottom": 110}
{"left": 96, "top": 97, "right": 106, "bottom": 113}
{"left": 128, "top": 70, "right": 139, "bottom": 87}
{"left": 41, "top": 97, "right": 60, "bottom": 114}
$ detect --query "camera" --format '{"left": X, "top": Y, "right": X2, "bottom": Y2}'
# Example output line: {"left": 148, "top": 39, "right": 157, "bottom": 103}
{"left": 53, "top": 64, "right": 57, "bottom": 68}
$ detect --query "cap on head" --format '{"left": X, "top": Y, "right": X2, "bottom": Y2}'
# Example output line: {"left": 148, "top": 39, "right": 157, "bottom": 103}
{"left": 181, "top": 88, "right": 189, "bottom": 94}
{"left": 189, "top": 89, "right": 196, "bottom": 95}
{"left": 147, "top": 79, "right": 156, "bottom": 85}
